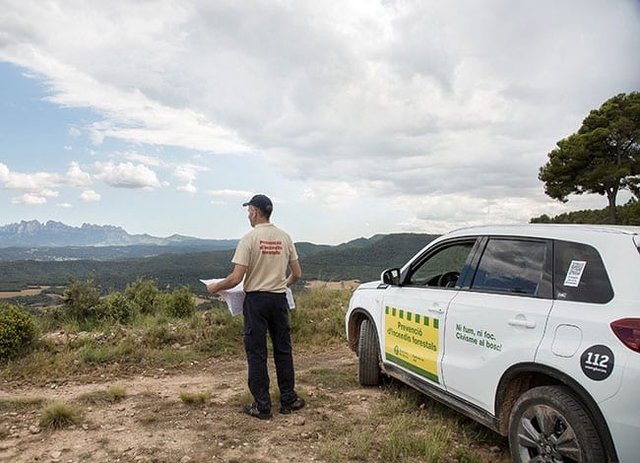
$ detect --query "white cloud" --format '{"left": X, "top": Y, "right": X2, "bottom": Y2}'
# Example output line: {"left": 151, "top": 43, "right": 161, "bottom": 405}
{"left": 93, "top": 161, "right": 161, "bottom": 189}
{"left": 11, "top": 194, "right": 46, "bottom": 205}
{"left": 1, "top": 167, "right": 61, "bottom": 192}
{"left": 66, "top": 162, "right": 92, "bottom": 187}
{"left": 10, "top": 190, "right": 58, "bottom": 205}
{"left": 174, "top": 164, "right": 207, "bottom": 183}
{"left": 79, "top": 189, "right": 101, "bottom": 202}
{"left": 301, "top": 180, "right": 380, "bottom": 209}
{"left": 0, "top": 163, "right": 9, "bottom": 181}
{"left": 176, "top": 183, "right": 196, "bottom": 194}
{"left": 207, "top": 189, "right": 255, "bottom": 199}
{"left": 121, "top": 152, "right": 166, "bottom": 167}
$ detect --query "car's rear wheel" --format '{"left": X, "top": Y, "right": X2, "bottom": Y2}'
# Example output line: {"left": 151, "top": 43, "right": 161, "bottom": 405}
{"left": 358, "top": 318, "right": 381, "bottom": 386}
{"left": 508, "top": 385, "right": 604, "bottom": 463}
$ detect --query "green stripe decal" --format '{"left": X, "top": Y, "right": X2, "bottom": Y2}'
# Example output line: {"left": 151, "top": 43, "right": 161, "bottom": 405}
{"left": 386, "top": 353, "right": 439, "bottom": 383}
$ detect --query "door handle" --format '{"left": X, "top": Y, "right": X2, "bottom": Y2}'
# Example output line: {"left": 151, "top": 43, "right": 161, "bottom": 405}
{"left": 429, "top": 305, "right": 444, "bottom": 314}
{"left": 508, "top": 318, "right": 536, "bottom": 329}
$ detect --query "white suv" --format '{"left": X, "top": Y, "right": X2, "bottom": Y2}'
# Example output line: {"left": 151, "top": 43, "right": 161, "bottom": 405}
{"left": 345, "top": 224, "right": 640, "bottom": 463}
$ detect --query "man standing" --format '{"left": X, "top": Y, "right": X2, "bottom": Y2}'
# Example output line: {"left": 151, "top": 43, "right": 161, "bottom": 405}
{"left": 207, "top": 194, "right": 305, "bottom": 420}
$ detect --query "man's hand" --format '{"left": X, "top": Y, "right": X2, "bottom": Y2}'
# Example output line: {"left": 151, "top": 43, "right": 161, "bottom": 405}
{"left": 206, "top": 282, "right": 219, "bottom": 294}
{"left": 207, "top": 264, "right": 247, "bottom": 295}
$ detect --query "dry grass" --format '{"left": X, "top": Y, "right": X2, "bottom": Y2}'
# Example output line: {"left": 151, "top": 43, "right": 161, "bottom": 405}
{"left": 39, "top": 401, "right": 81, "bottom": 430}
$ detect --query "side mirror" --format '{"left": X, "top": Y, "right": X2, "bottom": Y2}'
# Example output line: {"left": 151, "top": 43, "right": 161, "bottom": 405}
{"left": 381, "top": 268, "right": 400, "bottom": 286}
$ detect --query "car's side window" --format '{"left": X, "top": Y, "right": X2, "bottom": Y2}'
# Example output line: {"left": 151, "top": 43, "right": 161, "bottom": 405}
{"left": 471, "top": 238, "right": 549, "bottom": 297}
{"left": 406, "top": 241, "right": 475, "bottom": 287}
{"left": 553, "top": 240, "right": 613, "bottom": 304}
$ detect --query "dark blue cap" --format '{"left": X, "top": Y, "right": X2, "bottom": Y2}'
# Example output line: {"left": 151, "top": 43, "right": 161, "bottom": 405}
{"left": 242, "top": 194, "right": 273, "bottom": 213}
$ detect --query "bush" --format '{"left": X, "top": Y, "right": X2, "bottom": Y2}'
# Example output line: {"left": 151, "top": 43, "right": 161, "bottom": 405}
{"left": 125, "top": 278, "right": 161, "bottom": 315}
{"left": 98, "top": 291, "right": 137, "bottom": 324}
{"left": 163, "top": 287, "right": 196, "bottom": 318}
{"left": 141, "top": 323, "right": 181, "bottom": 348}
{"left": 62, "top": 276, "right": 101, "bottom": 323}
{"left": 0, "top": 303, "right": 37, "bottom": 361}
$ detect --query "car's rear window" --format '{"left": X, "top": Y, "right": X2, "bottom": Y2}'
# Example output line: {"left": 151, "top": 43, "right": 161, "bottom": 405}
{"left": 553, "top": 240, "right": 613, "bottom": 304}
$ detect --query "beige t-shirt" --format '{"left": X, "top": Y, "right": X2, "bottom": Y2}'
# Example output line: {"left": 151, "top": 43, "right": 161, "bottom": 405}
{"left": 232, "top": 223, "right": 299, "bottom": 293}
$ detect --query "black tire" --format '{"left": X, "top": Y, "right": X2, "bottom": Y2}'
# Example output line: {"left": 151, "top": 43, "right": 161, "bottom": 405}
{"left": 358, "top": 318, "right": 381, "bottom": 386}
{"left": 508, "top": 385, "right": 605, "bottom": 463}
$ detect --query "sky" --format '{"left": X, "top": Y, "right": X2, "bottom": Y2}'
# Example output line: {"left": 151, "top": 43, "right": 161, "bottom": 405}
{"left": 0, "top": 1, "right": 639, "bottom": 245}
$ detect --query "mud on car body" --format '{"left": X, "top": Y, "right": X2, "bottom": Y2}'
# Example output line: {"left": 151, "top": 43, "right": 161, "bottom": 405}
{"left": 345, "top": 224, "right": 640, "bottom": 463}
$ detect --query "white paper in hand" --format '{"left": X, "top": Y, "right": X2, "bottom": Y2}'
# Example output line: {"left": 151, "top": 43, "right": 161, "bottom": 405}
{"left": 200, "top": 278, "right": 245, "bottom": 316}
{"left": 200, "top": 279, "right": 295, "bottom": 316}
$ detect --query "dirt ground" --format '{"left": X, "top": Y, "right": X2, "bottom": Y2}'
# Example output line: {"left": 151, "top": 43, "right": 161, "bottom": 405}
{"left": 0, "top": 345, "right": 389, "bottom": 463}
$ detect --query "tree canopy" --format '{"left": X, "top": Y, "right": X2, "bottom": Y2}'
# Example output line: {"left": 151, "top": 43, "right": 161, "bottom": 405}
{"left": 538, "top": 92, "right": 640, "bottom": 223}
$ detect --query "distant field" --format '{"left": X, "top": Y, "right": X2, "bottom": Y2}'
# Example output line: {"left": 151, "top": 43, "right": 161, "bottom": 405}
{"left": 0, "top": 286, "right": 49, "bottom": 298}
{"left": 305, "top": 279, "right": 360, "bottom": 290}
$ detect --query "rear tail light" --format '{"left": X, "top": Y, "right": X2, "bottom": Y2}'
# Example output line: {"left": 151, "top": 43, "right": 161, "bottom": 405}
{"left": 610, "top": 318, "right": 640, "bottom": 353}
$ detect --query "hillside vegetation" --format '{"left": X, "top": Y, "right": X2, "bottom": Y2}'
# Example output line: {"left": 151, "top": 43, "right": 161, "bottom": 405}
{"left": 0, "top": 233, "right": 438, "bottom": 298}
{"left": 531, "top": 199, "right": 640, "bottom": 225}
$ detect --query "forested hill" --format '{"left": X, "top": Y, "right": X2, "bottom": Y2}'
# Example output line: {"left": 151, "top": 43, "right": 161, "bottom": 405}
{"left": 300, "top": 233, "right": 437, "bottom": 282}
{"left": 0, "top": 233, "right": 439, "bottom": 294}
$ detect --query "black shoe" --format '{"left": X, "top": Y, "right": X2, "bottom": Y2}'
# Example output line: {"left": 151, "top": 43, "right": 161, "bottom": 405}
{"left": 280, "top": 397, "right": 306, "bottom": 415}
{"left": 242, "top": 403, "right": 272, "bottom": 420}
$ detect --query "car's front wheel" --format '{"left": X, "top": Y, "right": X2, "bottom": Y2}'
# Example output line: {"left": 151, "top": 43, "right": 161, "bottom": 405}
{"left": 508, "top": 385, "right": 605, "bottom": 463}
{"left": 358, "top": 318, "right": 381, "bottom": 386}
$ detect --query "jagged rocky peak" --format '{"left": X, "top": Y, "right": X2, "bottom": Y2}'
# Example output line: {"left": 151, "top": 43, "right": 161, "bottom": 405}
{"left": 2, "top": 219, "right": 43, "bottom": 234}
{"left": 0, "top": 220, "right": 140, "bottom": 247}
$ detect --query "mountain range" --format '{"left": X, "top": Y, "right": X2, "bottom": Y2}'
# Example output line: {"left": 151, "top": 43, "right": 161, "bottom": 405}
{"left": 0, "top": 220, "right": 231, "bottom": 247}
{"left": 0, "top": 220, "right": 238, "bottom": 261}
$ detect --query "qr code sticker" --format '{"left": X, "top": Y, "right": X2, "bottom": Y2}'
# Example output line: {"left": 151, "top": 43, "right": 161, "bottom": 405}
{"left": 564, "top": 260, "right": 586, "bottom": 287}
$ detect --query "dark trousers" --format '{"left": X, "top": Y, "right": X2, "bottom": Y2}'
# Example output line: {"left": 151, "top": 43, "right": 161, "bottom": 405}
{"left": 243, "top": 291, "right": 297, "bottom": 412}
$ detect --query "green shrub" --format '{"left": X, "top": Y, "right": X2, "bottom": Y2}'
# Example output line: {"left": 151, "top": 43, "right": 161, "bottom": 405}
{"left": 125, "top": 278, "right": 161, "bottom": 315}
{"left": 62, "top": 276, "right": 101, "bottom": 323}
{"left": 98, "top": 291, "right": 137, "bottom": 324}
{"left": 163, "top": 286, "right": 195, "bottom": 318}
{"left": 141, "top": 323, "right": 180, "bottom": 348}
{"left": 0, "top": 303, "right": 37, "bottom": 361}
